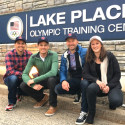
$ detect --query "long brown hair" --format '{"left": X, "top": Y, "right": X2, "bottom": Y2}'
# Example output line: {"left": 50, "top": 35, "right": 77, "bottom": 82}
{"left": 86, "top": 42, "right": 107, "bottom": 63}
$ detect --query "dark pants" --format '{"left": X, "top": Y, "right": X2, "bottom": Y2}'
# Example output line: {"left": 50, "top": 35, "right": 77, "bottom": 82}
{"left": 4, "top": 75, "right": 23, "bottom": 104}
{"left": 81, "top": 79, "right": 90, "bottom": 112}
{"left": 55, "top": 78, "right": 88, "bottom": 112}
{"left": 55, "top": 78, "right": 81, "bottom": 95}
{"left": 20, "top": 77, "right": 58, "bottom": 107}
{"left": 87, "top": 82, "right": 123, "bottom": 114}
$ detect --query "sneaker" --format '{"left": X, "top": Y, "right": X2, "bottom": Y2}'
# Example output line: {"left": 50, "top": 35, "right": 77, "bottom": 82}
{"left": 33, "top": 94, "right": 49, "bottom": 108}
{"left": 45, "top": 106, "right": 57, "bottom": 116}
{"left": 75, "top": 111, "right": 87, "bottom": 125}
{"left": 73, "top": 94, "right": 81, "bottom": 104}
{"left": 5, "top": 104, "right": 16, "bottom": 111}
{"left": 16, "top": 95, "right": 22, "bottom": 102}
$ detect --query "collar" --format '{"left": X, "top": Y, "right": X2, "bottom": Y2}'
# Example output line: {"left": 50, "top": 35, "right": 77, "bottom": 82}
{"left": 33, "top": 50, "right": 52, "bottom": 59}
{"left": 14, "top": 49, "right": 26, "bottom": 56}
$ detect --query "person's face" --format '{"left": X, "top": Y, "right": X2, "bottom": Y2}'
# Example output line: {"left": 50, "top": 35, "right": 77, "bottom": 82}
{"left": 38, "top": 42, "right": 49, "bottom": 54}
{"left": 66, "top": 38, "right": 78, "bottom": 51}
{"left": 15, "top": 40, "right": 26, "bottom": 53}
{"left": 91, "top": 39, "right": 102, "bottom": 54}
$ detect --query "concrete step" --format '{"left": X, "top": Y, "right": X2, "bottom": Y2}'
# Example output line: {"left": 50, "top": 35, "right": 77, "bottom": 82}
{"left": 0, "top": 84, "right": 125, "bottom": 124}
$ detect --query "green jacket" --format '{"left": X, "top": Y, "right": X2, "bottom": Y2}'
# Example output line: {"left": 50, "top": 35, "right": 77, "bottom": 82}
{"left": 22, "top": 50, "right": 58, "bottom": 87}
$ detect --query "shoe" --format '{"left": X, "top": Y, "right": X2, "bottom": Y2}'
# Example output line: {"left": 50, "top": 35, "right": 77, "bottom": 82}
{"left": 16, "top": 95, "right": 22, "bottom": 102}
{"left": 109, "top": 105, "right": 116, "bottom": 110}
{"left": 75, "top": 111, "right": 87, "bottom": 125}
{"left": 73, "top": 98, "right": 81, "bottom": 104}
{"left": 5, "top": 104, "right": 16, "bottom": 111}
{"left": 85, "top": 112, "right": 95, "bottom": 124}
{"left": 73, "top": 94, "right": 81, "bottom": 104}
{"left": 33, "top": 94, "right": 49, "bottom": 108}
{"left": 45, "top": 106, "right": 57, "bottom": 116}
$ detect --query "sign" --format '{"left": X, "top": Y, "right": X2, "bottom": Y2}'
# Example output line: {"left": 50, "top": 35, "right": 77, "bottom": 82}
{"left": 0, "top": 0, "right": 125, "bottom": 43}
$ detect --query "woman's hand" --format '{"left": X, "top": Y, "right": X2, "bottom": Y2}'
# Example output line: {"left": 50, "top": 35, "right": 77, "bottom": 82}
{"left": 96, "top": 80, "right": 106, "bottom": 90}
{"left": 102, "top": 86, "right": 110, "bottom": 93}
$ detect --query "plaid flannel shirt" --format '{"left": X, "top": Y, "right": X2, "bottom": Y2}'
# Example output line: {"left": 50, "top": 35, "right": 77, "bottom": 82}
{"left": 4, "top": 49, "right": 32, "bottom": 79}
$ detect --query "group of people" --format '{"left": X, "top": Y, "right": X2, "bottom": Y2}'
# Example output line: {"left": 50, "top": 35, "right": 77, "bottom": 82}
{"left": 3, "top": 34, "right": 123, "bottom": 125}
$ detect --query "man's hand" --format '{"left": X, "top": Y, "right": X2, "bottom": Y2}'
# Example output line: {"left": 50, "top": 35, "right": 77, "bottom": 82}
{"left": 33, "top": 84, "right": 43, "bottom": 91}
{"left": 62, "top": 81, "right": 70, "bottom": 91}
{"left": 102, "top": 86, "right": 110, "bottom": 93}
{"left": 96, "top": 80, "right": 106, "bottom": 90}
{"left": 27, "top": 79, "right": 34, "bottom": 87}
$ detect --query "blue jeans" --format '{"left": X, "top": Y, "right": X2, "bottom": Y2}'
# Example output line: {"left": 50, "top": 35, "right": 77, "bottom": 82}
{"left": 55, "top": 78, "right": 89, "bottom": 113}
{"left": 4, "top": 75, "right": 23, "bottom": 104}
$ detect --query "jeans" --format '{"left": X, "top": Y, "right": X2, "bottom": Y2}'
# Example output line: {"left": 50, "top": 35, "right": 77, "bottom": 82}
{"left": 87, "top": 82, "right": 123, "bottom": 114}
{"left": 4, "top": 75, "right": 23, "bottom": 104}
{"left": 20, "top": 76, "right": 59, "bottom": 107}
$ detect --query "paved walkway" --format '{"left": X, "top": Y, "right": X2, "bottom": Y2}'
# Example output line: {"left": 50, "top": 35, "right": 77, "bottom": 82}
{"left": 0, "top": 94, "right": 122, "bottom": 125}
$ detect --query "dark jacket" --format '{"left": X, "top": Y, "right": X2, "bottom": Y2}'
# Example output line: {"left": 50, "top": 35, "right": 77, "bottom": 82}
{"left": 83, "top": 51, "right": 121, "bottom": 90}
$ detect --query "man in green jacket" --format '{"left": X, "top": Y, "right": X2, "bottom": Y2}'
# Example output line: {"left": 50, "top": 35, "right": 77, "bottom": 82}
{"left": 20, "top": 37, "right": 59, "bottom": 116}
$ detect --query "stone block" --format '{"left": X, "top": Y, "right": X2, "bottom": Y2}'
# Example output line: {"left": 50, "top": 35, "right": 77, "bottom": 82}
{"left": 30, "top": 51, "right": 38, "bottom": 54}
{"left": 120, "top": 65, "right": 125, "bottom": 71}
{"left": 1, "top": 49, "right": 7, "bottom": 53}
{"left": 6, "top": 44, "right": 14, "bottom": 49}
{"left": 23, "top": 3, "right": 33, "bottom": 10}
{"left": 27, "top": 48, "right": 38, "bottom": 51}
{"left": 1, "top": 8, "right": 9, "bottom": 14}
{"left": 2, "top": 4, "right": 7, "bottom": 9}
{"left": 118, "top": 61, "right": 125, "bottom": 64}
{"left": 112, "top": 51, "right": 125, "bottom": 57}
{"left": 10, "top": 8, "right": 16, "bottom": 12}
{"left": 66, "top": 0, "right": 79, "bottom": 3}
{"left": 33, "top": 1, "right": 47, "bottom": 6}
{"left": 58, "top": 54, "right": 61, "bottom": 61}
{"left": 121, "top": 76, "right": 125, "bottom": 92}
{"left": 54, "top": 0, "right": 66, "bottom": 5}
{"left": 104, "top": 45, "right": 115, "bottom": 51}
{"left": 0, "top": 0, "right": 5, "bottom": 4}
{"left": 0, "top": 57, "right": 5, "bottom": 61}
{"left": 47, "top": 0, "right": 54, "bottom": 6}
{"left": 117, "top": 57, "right": 125, "bottom": 61}
{"left": 23, "top": 0, "right": 33, "bottom": 3}
{"left": 27, "top": 43, "right": 37, "bottom": 47}
{"left": 8, "top": 3, "right": 15, "bottom": 7}
{"left": 33, "top": 0, "right": 44, "bottom": 2}
{"left": 15, "top": 1, "right": 23, "bottom": 11}
{"left": 103, "top": 41, "right": 125, "bottom": 45}
{"left": 116, "top": 45, "right": 125, "bottom": 50}
{"left": 0, "top": 5, "right": 2, "bottom": 10}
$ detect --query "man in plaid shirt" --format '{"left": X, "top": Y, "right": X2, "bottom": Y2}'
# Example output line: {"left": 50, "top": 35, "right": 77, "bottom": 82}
{"left": 4, "top": 36, "right": 32, "bottom": 111}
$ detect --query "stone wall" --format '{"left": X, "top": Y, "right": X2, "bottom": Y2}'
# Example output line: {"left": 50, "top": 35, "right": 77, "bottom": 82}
{"left": 0, "top": 40, "right": 125, "bottom": 73}
{"left": 0, "top": 0, "right": 94, "bottom": 15}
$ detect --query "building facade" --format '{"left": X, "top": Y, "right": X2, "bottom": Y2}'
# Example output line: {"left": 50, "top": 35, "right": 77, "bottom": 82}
{"left": 0, "top": 0, "right": 125, "bottom": 89}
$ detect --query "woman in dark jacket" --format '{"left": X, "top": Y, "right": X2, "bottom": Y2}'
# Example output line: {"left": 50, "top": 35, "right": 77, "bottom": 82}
{"left": 83, "top": 36, "right": 123, "bottom": 124}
